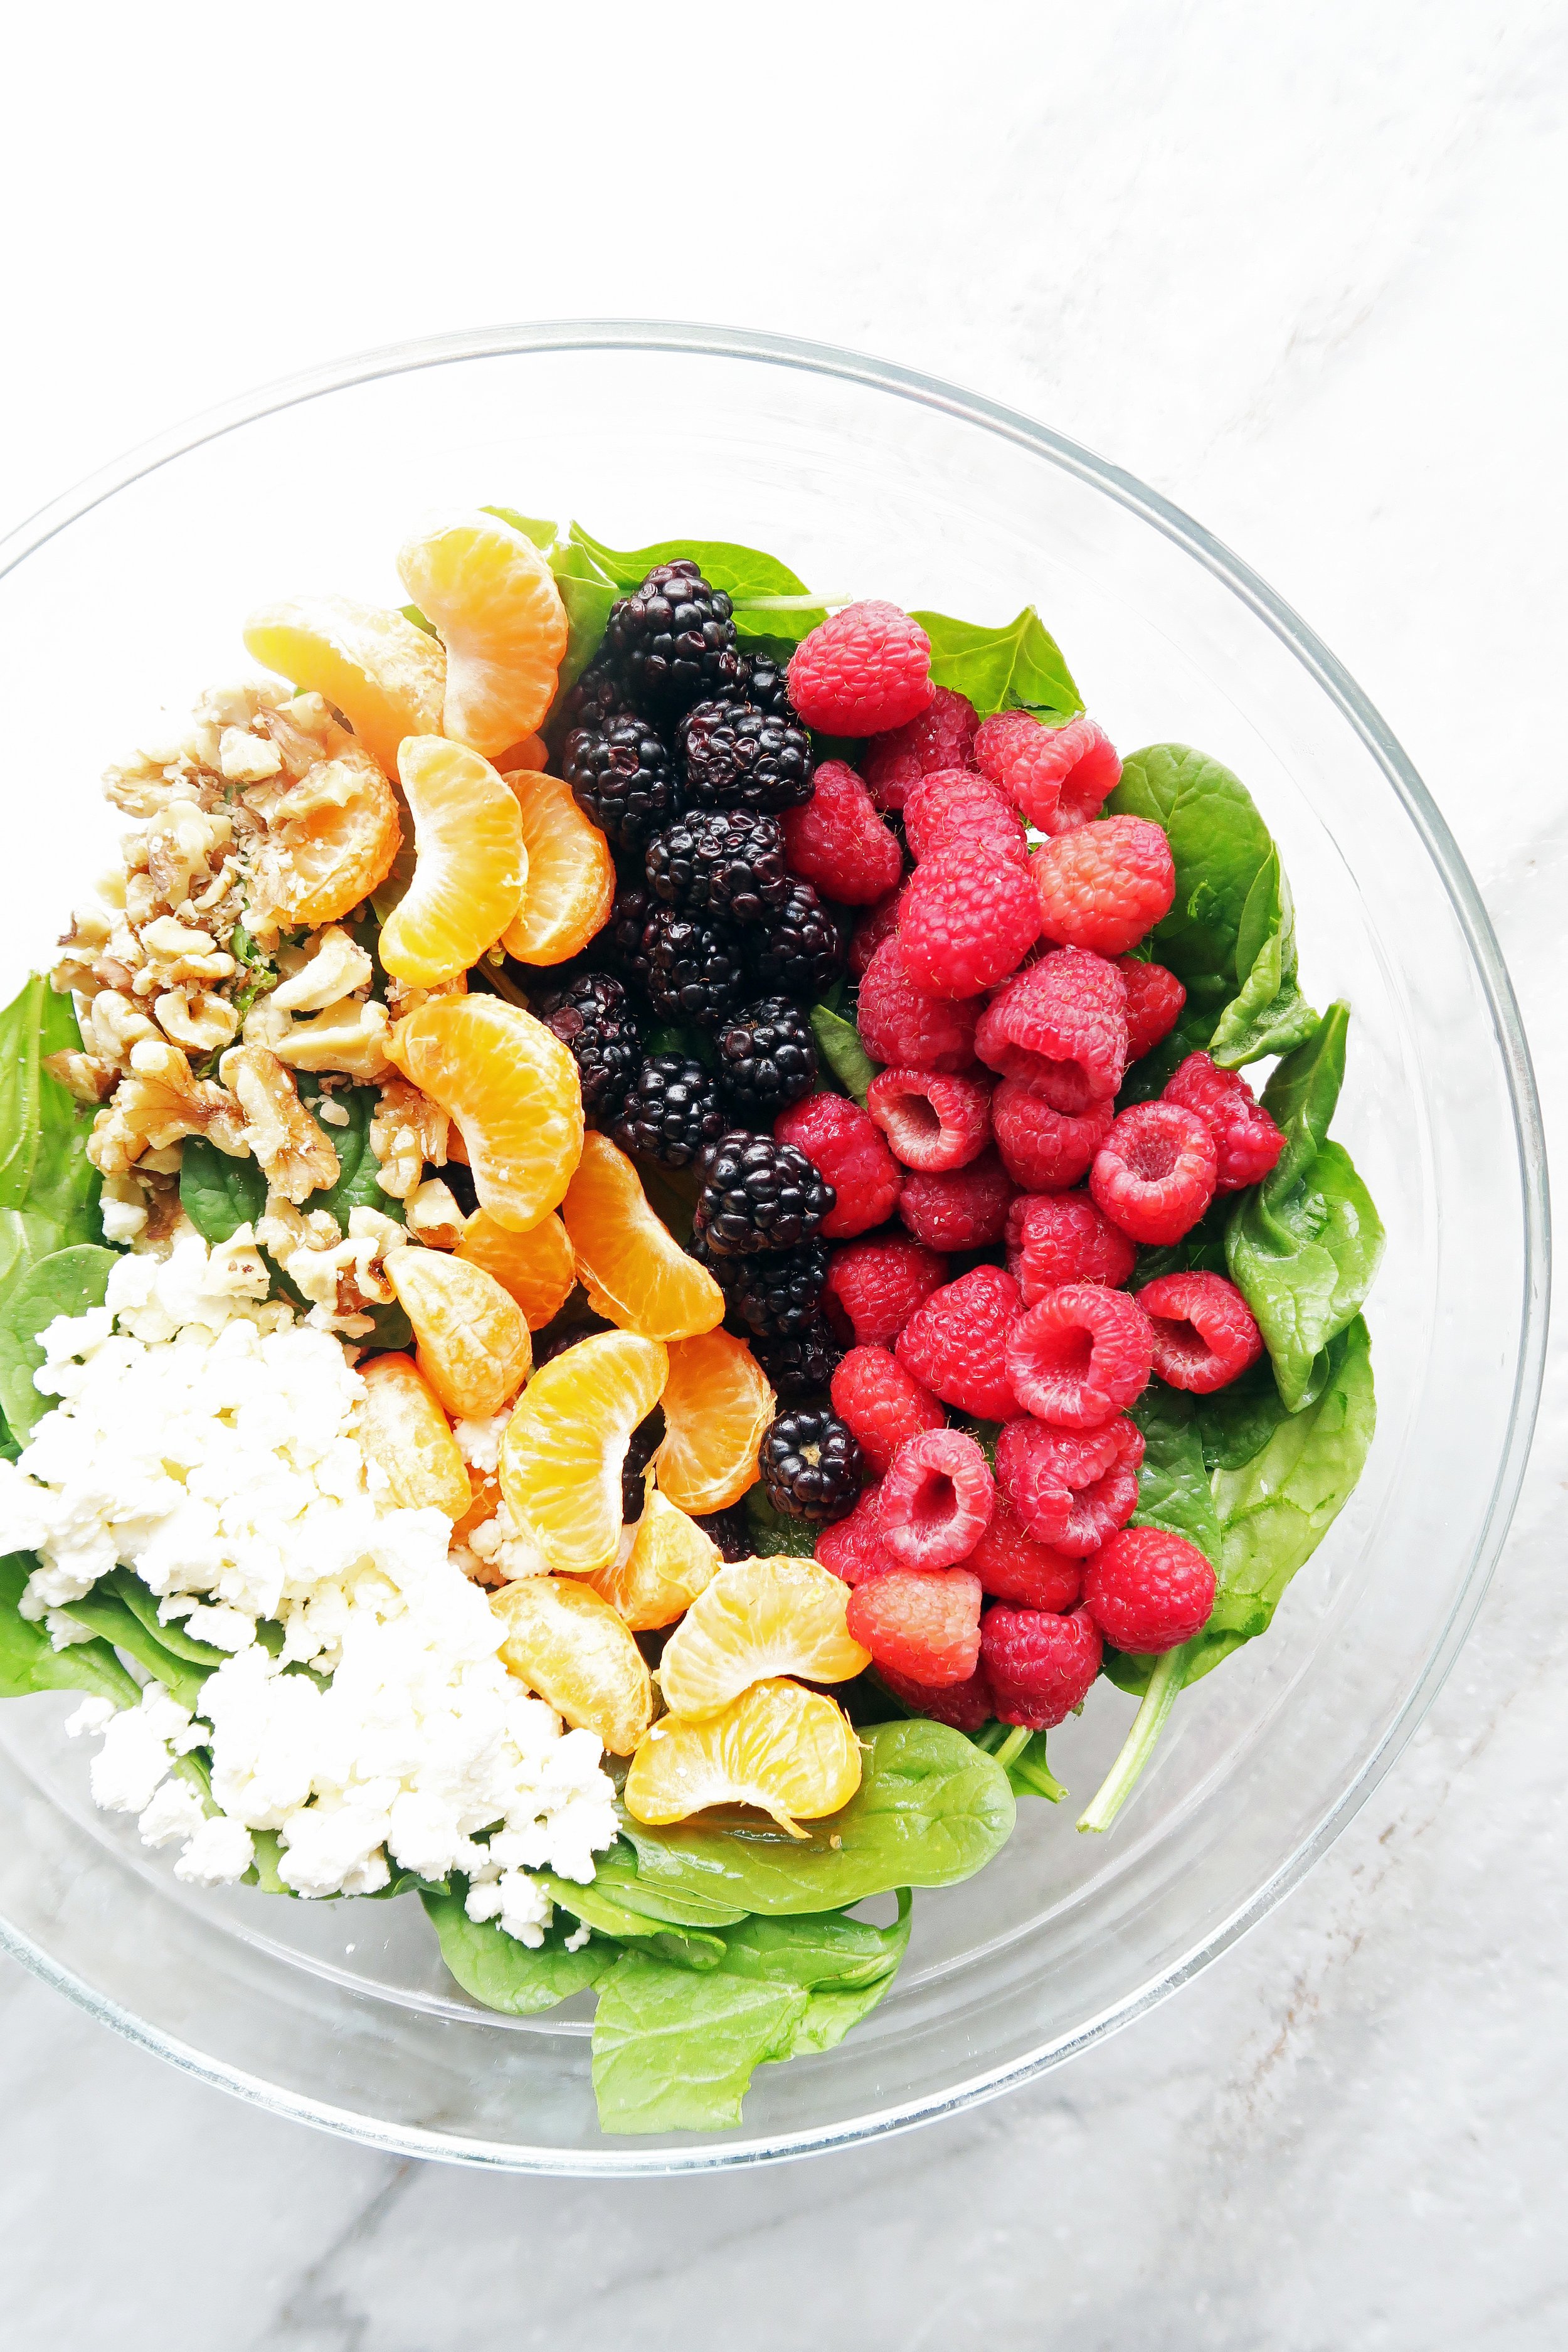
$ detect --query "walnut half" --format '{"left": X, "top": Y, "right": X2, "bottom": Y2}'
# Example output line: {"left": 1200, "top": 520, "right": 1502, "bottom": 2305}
{"left": 220, "top": 1045, "right": 339, "bottom": 1205}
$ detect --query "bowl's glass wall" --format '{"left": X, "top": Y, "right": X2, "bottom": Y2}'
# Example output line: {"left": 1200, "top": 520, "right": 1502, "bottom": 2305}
{"left": 0, "top": 338, "right": 1541, "bottom": 2170}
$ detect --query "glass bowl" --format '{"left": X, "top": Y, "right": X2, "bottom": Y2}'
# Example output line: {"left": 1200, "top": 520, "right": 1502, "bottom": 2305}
{"left": 0, "top": 324, "right": 1546, "bottom": 2174}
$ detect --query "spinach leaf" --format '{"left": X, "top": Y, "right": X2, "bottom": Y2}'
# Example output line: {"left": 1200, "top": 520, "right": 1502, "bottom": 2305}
{"left": 1126, "top": 1387, "right": 1223, "bottom": 1565}
{"left": 536, "top": 1870, "right": 728, "bottom": 1970}
{"left": 1195, "top": 1355, "right": 1294, "bottom": 1473}
{"left": 421, "top": 1883, "right": 617, "bottom": 2015}
{"left": 909, "top": 608, "right": 1083, "bottom": 723}
{"left": 583, "top": 1838, "right": 748, "bottom": 1929}
{"left": 307, "top": 1086, "right": 405, "bottom": 1231}
{"left": 1207, "top": 849, "right": 1316, "bottom": 1067}
{"left": 0, "top": 981, "right": 103, "bottom": 1315}
{"left": 101, "top": 1571, "right": 230, "bottom": 1668}
{"left": 0, "top": 1551, "right": 140, "bottom": 1707}
{"left": 809, "top": 1004, "right": 879, "bottom": 1107}
{"left": 744, "top": 1486, "right": 824, "bottom": 1559}
{"left": 0, "top": 1246, "right": 116, "bottom": 1439}
{"left": 179, "top": 1138, "right": 267, "bottom": 1242}
{"left": 564, "top": 524, "right": 827, "bottom": 647}
{"left": 56, "top": 1578, "right": 216, "bottom": 1713}
{"left": 0, "top": 975, "right": 49, "bottom": 1212}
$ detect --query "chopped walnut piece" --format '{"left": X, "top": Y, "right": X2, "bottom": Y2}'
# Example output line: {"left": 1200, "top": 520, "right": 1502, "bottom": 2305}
{"left": 271, "top": 925, "right": 374, "bottom": 1014}
{"left": 134, "top": 916, "right": 236, "bottom": 996}
{"left": 141, "top": 1175, "right": 189, "bottom": 1246}
{"left": 405, "top": 1177, "right": 466, "bottom": 1250}
{"left": 87, "top": 1039, "right": 248, "bottom": 1176}
{"left": 369, "top": 1076, "right": 448, "bottom": 1199}
{"left": 271, "top": 995, "right": 391, "bottom": 1083}
{"left": 262, "top": 1201, "right": 409, "bottom": 1338}
{"left": 221, "top": 1045, "right": 339, "bottom": 1205}
{"left": 146, "top": 805, "right": 233, "bottom": 909}
{"left": 84, "top": 988, "right": 160, "bottom": 1069}
{"left": 42, "top": 1049, "right": 117, "bottom": 1104}
{"left": 153, "top": 987, "right": 240, "bottom": 1055}
{"left": 384, "top": 972, "right": 468, "bottom": 1020}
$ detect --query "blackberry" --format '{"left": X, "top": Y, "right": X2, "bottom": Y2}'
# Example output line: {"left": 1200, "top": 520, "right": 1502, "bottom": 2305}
{"left": 562, "top": 714, "right": 677, "bottom": 854}
{"left": 760, "top": 1407, "right": 864, "bottom": 1523}
{"left": 622, "top": 1406, "right": 665, "bottom": 1522}
{"left": 716, "top": 995, "right": 818, "bottom": 1120}
{"left": 605, "top": 561, "right": 746, "bottom": 717}
{"left": 553, "top": 659, "right": 633, "bottom": 737}
{"left": 605, "top": 881, "right": 655, "bottom": 987}
{"left": 537, "top": 971, "right": 642, "bottom": 1119}
{"left": 737, "top": 651, "right": 800, "bottom": 721}
{"left": 642, "top": 908, "right": 747, "bottom": 1030}
{"left": 746, "top": 879, "right": 845, "bottom": 999}
{"left": 692, "top": 1503, "right": 753, "bottom": 1562}
{"left": 692, "top": 1131, "right": 835, "bottom": 1257}
{"left": 644, "top": 808, "right": 789, "bottom": 922}
{"left": 750, "top": 1320, "right": 845, "bottom": 1401}
{"left": 679, "top": 695, "right": 814, "bottom": 813}
{"left": 691, "top": 1231, "right": 829, "bottom": 1340}
{"left": 612, "top": 1054, "right": 726, "bottom": 1169}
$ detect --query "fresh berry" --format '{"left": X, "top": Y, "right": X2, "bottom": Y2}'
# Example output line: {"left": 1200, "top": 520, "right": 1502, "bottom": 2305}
{"left": 824, "top": 1235, "right": 948, "bottom": 1347}
{"left": 877, "top": 1428, "right": 994, "bottom": 1570}
{"left": 644, "top": 808, "right": 789, "bottom": 921}
{"left": 622, "top": 1406, "right": 665, "bottom": 1522}
{"left": 995, "top": 1416, "right": 1144, "bottom": 1555}
{"left": 974, "top": 711, "right": 1121, "bottom": 835}
{"left": 848, "top": 885, "right": 908, "bottom": 979}
{"left": 745, "top": 879, "right": 844, "bottom": 1000}
{"left": 1082, "top": 1526, "right": 1216, "bottom": 1653}
{"left": 693, "top": 1232, "right": 829, "bottom": 1340}
{"left": 553, "top": 659, "right": 632, "bottom": 736}
{"left": 1033, "top": 815, "right": 1175, "bottom": 958}
{"left": 562, "top": 714, "right": 677, "bottom": 854}
{"left": 902, "top": 770, "right": 1027, "bottom": 867}
{"left": 736, "top": 651, "right": 799, "bottom": 718}
{"left": 773, "top": 1093, "right": 903, "bottom": 1239}
{"left": 788, "top": 601, "right": 935, "bottom": 736}
{"left": 1091, "top": 1101, "right": 1219, "bottom": 1245}
{"left": 693, "top": 1132, "right": 835, "bottom": 1256}
{"left": 866, "top": 1067, "right": 992, "bottom": 1173}
{"left": 641, "top": 906, "right": 748, "bottom": 1029}
{"left": 605, "top": 879, "right": 656, "bottom": 984}
{"left": 1116, "top": 956, "right": 1187, "bottom": 1062}
{"left": 760, "top": 1406, "right": 864, "bottom": 1523}
{"left": 965, "top": 1496, "right": 1082, "bottom": 1611}
{"left": 815, "top": 1481, "right": 896, "bottom": 1583}
{"left": 992, "top": 1084, "right": 1114, "bottom": 1192}
{"left": 981, "top": 1604, "right": 1103, "bottom": 1729}
{"left": 845, "top": 1567, "right": 983, "bottom": 1687}
{"left": 605, "top": 561, "right": 744, "bottom": 716}
{"left": 1005, "top": 1283, "right": 1153, "bottom": 1429}
{"left": 830, "top": 1345, "right": 946, "bottom": 1476}
{"left": 1137, "top": 1271, "right": 1264, "bottom": 1393}
{"left": 751, "top": 1321, "right": 844, "bottom": 1399}
{"left": 876, "top": 1661, "right": 994, "bottom": 1732}
{"left": 716, "top": 995, "right": 818, "bottom": 1120}
{"left": 692, "top": 1503, "right": 755, "bottom": 1562}
{"left": 679, "top": 695, "right": 815, "bottom": 813}
{"left": 894, "top": 1264, "right": 1023, "bottom": 1422}
{"left": 1162, "top": 1052, "right": 1286, "bottom": 1192}
{"left": 612, "top": 1053, "right": 727, "bottom": 1169}
{"left": 976, "top": 950, "right": 1128, "bottom": 1108}
{"left": 898, "top": 1148, "right": 1015, "bottom": 1251}
{"left": 861, "top": 686, "right": 980, "bottom": 812}
{"left": 536, "top": 971, "right": 642, "bottom": 1120}
{"left": 856, "top": 938, "right": 979, "bottom": 1073}
{"left": 898, "top": 842, "right": 1042, "bottom": 999}
{"left": 780, "top": 762, "right": 903, "bottom": 904}
{"left": 1005, "top": 1191, "right": 1136, "bottom": 1300}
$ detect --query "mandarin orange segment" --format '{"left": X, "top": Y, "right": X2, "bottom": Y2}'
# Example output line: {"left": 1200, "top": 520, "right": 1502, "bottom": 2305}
{"left": 248, "top": 748, "right": 403, "bottom": 933}
{"left": 657, "top": 1557, "right": 871, "bottom": 1722}
{"left": 457, "top": 1207, "right": 575, "bottom": 1330}
{"left": 623, "top": 1677, "right": 862, "bottom": 1836}
{"left": 397, "top": 512, "right": 568, "bottom": 758}
{"left": 494, "top": 732, "right": 549, "bottom": 773}
{"left": 388, "top": 994, "right": 583, "bottom": 1234}
{"left": 242, "top": 594, "right": 445, "bottom": 776}
{"left": 354, "top": 1352, "right": 472, "bottom": 1519}
{"left": 379, "top": 737, "right": 527, "bottom": 986}
{"left": 588, "top": 1491, "right": 720, "bottom": 1633}
{"left": 498, "top": 1330, "right": 668, "bottom": 1577}
{"left": 491, "top": 1576, "right": 653, "bottom": 1755}
{"left": 384, "top": 1246, "right": 532, "bottom": 1420}
{"left": 562, "top": 1133, "right": 724, "bottom": 1344}
{"left": 499, "top": 770, "right": 615, "bottom": 966}
{"left": 652, "top": 1329, "right": 775, "bottom": 1513}
{"left": 453, "top": 1467, "right": 501, "bottom": 1548}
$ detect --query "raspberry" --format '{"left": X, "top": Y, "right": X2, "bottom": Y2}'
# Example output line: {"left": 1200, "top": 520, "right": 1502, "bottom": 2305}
{"left": 995, "top": 1415, "right": 1144, "bottom": 1555}
{"left": 845, "top": 1567, "right": 983, "bottom": 1688}
{"left": 856, "top": 938, "right": 979, "bottom": 1074}
{"left": 1032, "top": 816, "right": 1175, "bottom": 958}
{"left": 975, "top": 950, "right": 1127, "bottom": 1110}
{"left": 1081, "top": 1525, "right": 1216, "bottom": 1653}
{"left": 866, "top": 1067, "right": 992, "bottom": 1173}
{"left": 895, "top": 1264, "right": 1023, "bottom": 1422}
{"left": 965, "top": 1495, "right": 1082, "bottom": 1611}
{"left": 848, "top": 886, "right": 907, "bottom": 980}
{"left": 974, "top": 711, "right": 1121, "bottom": 835}
{"left": 902, "top": 770, "right": 1027, "bottom": 867}
{"left": 824, "top": 1235, "right": 948, "bottom": 1347}
{"left": 992, "top": 1084, "right": 1114, "bottom": 1193}
{"left": 788, "top": 601, "right": 935, "bottom": 736}
{"left": 1162, "top": 1052, "right": 1286, "bottom": 1193}
{"left": 877, "top": 1428, "right": 995, "bottom": 1570}
{"left": 815, "top": 1481, "right": 896, "bottom": 1584}
{"left": 898, "top": 1147, "right": 1015, "bottom": 1251}
{"left": 781, "top": 761, "right": 904, "bottom": 906}
{"left": 1091, "top": 1101, "right": 1219, "bottom": 1246}
{"left": 898, "top": 842, "right": 1042, "bottom": 1000}
{"left": 1137, "top": 1271, "right": 1264, "bottom": 1393}
{"left": 876, "top": 1661, "right": 994, "bottom": 1732}
{"left": 830, "top": 1345, "right": 946, "bottom": 1475}
{"left": 861, "top": 686, "right": 980, "bottom": 812}
{"left": 774, "top": 1093, "right": 903, "bottom": 1240}
{"left": 1116, "top": 956, "right": 1187, "bottom": 1062}
{"left": 981, "top": 1603, "right": 1103, "bottom": 1730}
{"left": 1005, "top": 1191, "right": 1136, "bottom": 1300}
{"left": 1005, "top": 1283, "right": 1153, "bottom": 1429}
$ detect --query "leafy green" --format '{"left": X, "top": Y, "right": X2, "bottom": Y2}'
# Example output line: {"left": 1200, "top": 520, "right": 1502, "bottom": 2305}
{"left": 564, "top": 524, "right": 827, "bottom": 646}
{"left": 0, "top": 1552, "right": 140, "bottom": 1707}
{"left": 179, "top": 1139, "right": 267, "bottom": 1242}
{"left": 0, "top": 1246, "right": 116, "bottom": 1439}
{"left": 1195, "top": 1355, "right": 1294, "bottom": 1474}
{"left": 305, "top": 1086, "right": 406, "bottom": 1232}
{"left": 585, "top": 1838, "right": 748, "bottom": 1929}
{"left": 536, "top": 1870, "right": 729, "bottom": 1970}
{"left": 0, "top": 981, "right": 105, "bottom": 1335}
{"left": 744, "top": 1486, "right": 825, "bottom": 1558}
{"left": 57, "top": 1571, "right": 223, "bottom": 1712}
{"left": 809, "top": 1004, "right": 879, "bottom": 1107}
{"left": 421, "top": 1884, "right": 617, "bottom": 2014}
{"left": 0, "top": 975, "right": 52, "bottom": 1212}
{"left": 970, "top": 1722, "right": 1066, "bottom": 1803}
{"left": 1125, "top": 1387, "right": 1223, "bottom": 1565}
{"left": 909, "top": 608, "right": 1083, "bottom": 723}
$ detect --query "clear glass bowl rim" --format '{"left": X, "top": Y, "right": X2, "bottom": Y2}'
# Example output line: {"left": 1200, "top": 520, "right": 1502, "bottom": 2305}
{"left": 0, "top": 319, "right": 1549, "bottom": 2175}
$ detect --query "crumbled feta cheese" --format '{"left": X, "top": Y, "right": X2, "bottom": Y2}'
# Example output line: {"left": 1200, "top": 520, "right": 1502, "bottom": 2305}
{"left": 45, "top": 1609, "right": 100, "bottom": 1648}
{"left": 183, "top": 1603, "right": 255, "bottom": 1651}
{"left": 174, "top": 1813, "right": 255, "bottom": 1885}
{"left": 467, "top": 1503, "right": 549, "bottom": 1581}
{"left": 137, "top": 1776, "right": 208, "bottom": 1849}
{"left": 88, "top": 1683, "right": 195, "bottom": 1814}
{"left": 563, "top": 1920, "right": 591, "bottom": 1953}
{"left": 101, "top": 1193, "right": 149, "bottom": 1245}
{"left": 453, "top": 1411, "right": 511, "bottom": 1475}
{"left": 65, "top": 1697, "right": 117, "bottom": 1739}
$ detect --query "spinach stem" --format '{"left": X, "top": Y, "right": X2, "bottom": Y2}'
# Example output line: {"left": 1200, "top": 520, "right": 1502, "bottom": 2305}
{"left": 1076, "top": 1646, "right": 1189, "bottom": 1834}
{"left": 992, "top": 1725, "right": 1033, "bottom": 1769}
{"left": 731, "top": 591, "right": 850, "bottom": 612}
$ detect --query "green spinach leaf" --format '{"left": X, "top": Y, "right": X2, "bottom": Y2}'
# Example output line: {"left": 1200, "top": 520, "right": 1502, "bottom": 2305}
{"left": 421, "top": 1882, "right": 617, "bottom": 2014}
{"left": 1126, "top": 1387, "right": 1223, "bottom": 1565}
{"left": 744, "top": 1486, "right": 827, "bottom": 1558}
{"left": 0, "top": 975, "right": 50, "bottom": 1212}
{"left": 0, "top": 1245, "right": 116, "bottom": 1440}
{"left": 582, "top": 1838, "right": 748, "bottom": 1929}
{"left": 307, "top": 1086, "right": 406, "bottom": 1231}
{"left": 56, "top": 1578, "right": 216, "bottom": 1713}
{"left": 536, "top": 1870, "right": 728, "bottom": 1970}
{"left": 0, "top": 1551, "right": 140, "bottom": 1707}
{"left": 909, "top": 608, "right": 1083, "bottom": 723}
{"left": 809, "top": 1004, "right": 879, "bottom": 1108}
{"left": 179, "top": 1138, "right": 267, "bottom": 1242}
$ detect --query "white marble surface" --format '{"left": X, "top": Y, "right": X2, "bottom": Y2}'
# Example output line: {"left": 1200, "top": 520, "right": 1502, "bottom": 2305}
{"left": 2, "top": 4, "right": 1565, "bottom": 2342}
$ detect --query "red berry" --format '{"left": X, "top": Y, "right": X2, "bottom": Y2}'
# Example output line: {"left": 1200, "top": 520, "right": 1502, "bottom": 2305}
{"left": 1137, "top": 1271, "right": 1264, "bottom": 1393}
{"left": 824, "top": 1235, "right": 949, "bottom": 1347}
{"left": 815, "top": 1481, "right": 896, "bottom": 1584}
{"left": 775, "top": 1092, "right": 903, "bottom": 1240}
{"left": 965, "top": 1495, "right": 1081, "bottom": 1611}
{"left": 847, "top": 884, "right": 908, "bottom": 978}
{"left": 856, "top": 938, "right": 979, "bottom": 1074}
{"left": 788, "top": 601, "right": 934, "bottom": 736}
{"left": 866, "top": 1067, "right": 992, "bottom": 1173}
{"left": 1091, "top": 1101, "right": 1218, "bottom": 1246}
{"left": 995, "top": 1414, "right": 1144, "bottom": 1555}
{"left": 992, "top": 1084, "right": 1114, "bottom": 1192}
{"left": 898, "top": 1147, "right": 1015, "bottom": 1251}
{"left": 895, "top": 1264, "right": 1023, "bottom": 1422}
{"left": 903, "top": 770, "right": 1027, "bottom": 867}
{"left": 878, "top": 1428, "right": 995, "bottom": 1570}
{"left": 861, "top": 686, "right": 980, "bottom": 812}
{"left": 780, "top": 761, "right": 904, "bottom": 906}
{"left": 975, "top": 949, "right": 1127, "bottom": 1109}
{"left": 898, "top": 842, "right": 1042, "bottom": 1000}
{"left": 830, "top": 1345, "right": 946, "bottom": 1476}
{"left": 1116, "top": 956, "right": 1187, "bottom": 1062}
{"left": 876, "top": 1660, "right": 995, "bottom": 1732}
{"left": 1162, "top": 1052, "right": 1286, "bottom": 1193}
{"left": 1005, "top": 1191, "right": 1136, "bottom": 1300}
{"left": 845, "top": 1567, "right": 983, "bottom": 1687}
{"left": 1082, "top": 1526, "right": 1216, "bottom": 1653}
{"left": 1033, "top": 816, "right": 1175, "bottom": 958}
{"left": 1005, "top": 1283, "right": 1153, "bottom": 1429}
{"left": 981, "top": 1602, "right": 1103, "bottom": 1729}
{"left": 975, "top": 711, "right": 1122, "bottom": 835}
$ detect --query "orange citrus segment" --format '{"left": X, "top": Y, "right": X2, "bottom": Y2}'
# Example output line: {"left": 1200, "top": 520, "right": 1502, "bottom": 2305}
{"left": 388, "top": 994, "right": 583, "bottom": 1234}
{"left": 248, "top": 748, "right": 402, "bottom": 933}
{"left": 498, "top": 1330, "right": 668, "bottom": 1576}
{"left": 652, "top": 1330, "right": 775, "bottom": 1513}
{"left": 491, "top": 1577, "right": 652, "bottom": 1755}
{"left": 241, "top": 595, "right": 445, "bottom": 777}
{"left": 354, "top": 1353, "right": 471, "bottom": 1519}
{"left": 657, "top": 1557, "right": 871, "bottom": 1722}
{"left": 397, "top": 512, "right": 568, "bottom": 758}
{"left": 454, "top": 1468, "right": 501, "bottom": 1548}
{"left": 494, "top": 732, "right": 549, "bottom": 773}
{"left": 588, "top": 1491, "right": 720, "bottom": 1633}
{"left": 457, "top": 1207, "right": 575, "bottom": 1330}
{"left": 384, "top": 1247, "right": 532, "bottom": 1420}
{"left": 623, "top": 1678, "right": 862, "bottom": 1836}
{"left": 379, "top": 737, "right": 527, "bottom": 985}
{"left": 562, "top": 1133, "right": 724, "bottom": 1344}
{"left": 499, "top": 770, "right": 615, "bottom": 965}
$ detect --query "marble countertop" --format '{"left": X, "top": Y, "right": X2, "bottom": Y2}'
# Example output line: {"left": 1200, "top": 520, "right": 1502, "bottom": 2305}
{"left": 2, "top": 6, "right": 1564, "bottom": 2343}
